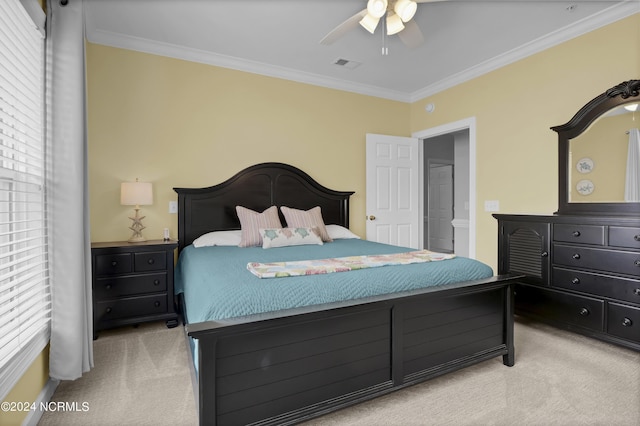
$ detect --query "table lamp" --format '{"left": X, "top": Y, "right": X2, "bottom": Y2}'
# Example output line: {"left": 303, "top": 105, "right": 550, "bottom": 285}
{"left": 121, "top": 179, "right": 153, "bottom": 242}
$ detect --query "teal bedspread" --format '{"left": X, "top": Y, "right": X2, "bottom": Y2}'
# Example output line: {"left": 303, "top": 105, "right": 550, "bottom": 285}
{"left": 175, "top": 239, "right": 494, "bottom": 325}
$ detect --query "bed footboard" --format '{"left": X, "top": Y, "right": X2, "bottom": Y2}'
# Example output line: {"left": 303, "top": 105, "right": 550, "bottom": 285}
{"left": 187, "top": 276, "right": 517, "bottom": 426}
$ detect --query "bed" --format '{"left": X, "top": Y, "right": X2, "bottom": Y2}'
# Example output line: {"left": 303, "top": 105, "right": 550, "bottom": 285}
{"left": 174, "top": 162, "right": 519, "bottom": 426}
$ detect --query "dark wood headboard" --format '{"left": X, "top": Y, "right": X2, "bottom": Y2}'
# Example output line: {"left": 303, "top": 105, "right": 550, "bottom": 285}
{"left": 173, "top": 162, "right": 354, "bottom": 252}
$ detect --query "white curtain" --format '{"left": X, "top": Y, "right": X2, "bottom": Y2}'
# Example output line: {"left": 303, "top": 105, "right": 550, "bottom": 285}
{"left": 47, "top": 0, "right": 93, "bottom": 379}
{"left": 625, "top": 128, "right": 640, "bottom": 202}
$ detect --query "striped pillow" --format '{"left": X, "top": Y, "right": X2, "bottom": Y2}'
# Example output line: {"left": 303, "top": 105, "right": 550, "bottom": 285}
{"left": 280, "top": 206, "right": 332, "bottom": 242}
{"left": 236, "top": 205, "right": 283, "bottom": 247}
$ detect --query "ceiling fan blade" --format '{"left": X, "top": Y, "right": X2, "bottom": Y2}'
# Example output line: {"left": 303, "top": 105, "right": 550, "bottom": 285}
{"left": 319, "top": 9, "right": 367, "bottom": 45}
{"left": 398, "top": 19, "right": 424, "bottom": 48}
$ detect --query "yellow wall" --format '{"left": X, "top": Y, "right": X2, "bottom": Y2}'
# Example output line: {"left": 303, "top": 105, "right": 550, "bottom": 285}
{"left": 0, "top": 347, "right": 50, "bottom": 426}
{"left": 410, "top": 13, "right": 639, "bottom": 267}
{"left": 86, "top": 45, "right": 410, "bottom": 242}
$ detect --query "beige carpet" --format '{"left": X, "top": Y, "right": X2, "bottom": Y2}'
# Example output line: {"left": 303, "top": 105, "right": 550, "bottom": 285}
{"left": 38, "top": 318, "right": 639, "bottom": 426}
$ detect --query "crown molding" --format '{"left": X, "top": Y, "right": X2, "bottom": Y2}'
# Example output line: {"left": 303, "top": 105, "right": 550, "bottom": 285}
{"left": 409, "top": 2, "right": 640, "bottom": 102}
{"left": 86, "top": 3, "right": 638, "bottom": 104}
{"left": 85, "top": 29, "right": 412, "bottom": 103}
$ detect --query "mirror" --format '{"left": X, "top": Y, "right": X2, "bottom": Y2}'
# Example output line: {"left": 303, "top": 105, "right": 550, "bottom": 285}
{"left": 553, "top": 79, "right": 640, "bottom": 216}
{"left": 568, "top": 103, "right": 638, "bottom": 202}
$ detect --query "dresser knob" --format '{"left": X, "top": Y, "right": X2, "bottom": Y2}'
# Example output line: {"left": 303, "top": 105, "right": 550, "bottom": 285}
{"left": 105, "top": 284, "right": 112, "bottom": 290}
{"left": 635, "top": 260, "right": 640, "bottom": 267}
{"left": 571, "top": 278, "right": 580, "bottom": 285}
{"left": 105, "top": 307, "right": 112, "bottom": 314}
{"left": 147, "top": 258, "right": 155, "bottom": 265}
{"left": 579, "top": 307, "right": 589, "bottom": 316}
{"left": 572, "top": 231, "right": 581, "bottom": 237}
{"left": 111, "top": 261, "right": 117, "bottom": 267}
{"left": 541, "top": 251, "right": 548, "bottom": 257}
{"left": 622, "top": 318, "right": 633, "bottom": 327}
{"left": 634, "top": 235, "right": 640, "bottom": 242}
{"left": 154, "top": 301, "right": 161, "bottom": 308}
{"left": 634, "top": 288, "right": 640, "bottom": 296}
{"left": 572, "top": 253, "right": 581, "bottom": 260}
{"left": 154, "top": 279, "right": 160, "bottom": 286}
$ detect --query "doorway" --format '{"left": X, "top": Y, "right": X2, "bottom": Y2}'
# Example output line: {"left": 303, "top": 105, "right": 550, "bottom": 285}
{"left": 414, "top": 118, "right": 475, "bottom": 258}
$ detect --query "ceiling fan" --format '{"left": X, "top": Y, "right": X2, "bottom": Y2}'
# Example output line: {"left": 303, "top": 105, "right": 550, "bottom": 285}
{"left": 320, "top": 0, "right": 447, "bottom": 49}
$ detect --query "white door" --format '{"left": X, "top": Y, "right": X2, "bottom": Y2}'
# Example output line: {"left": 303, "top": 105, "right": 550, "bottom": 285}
{"left": 428, "top": 163, "right": 454, "bottom": 253}
{"left": 366, "top": 133, "right": 420, "bottom": 249}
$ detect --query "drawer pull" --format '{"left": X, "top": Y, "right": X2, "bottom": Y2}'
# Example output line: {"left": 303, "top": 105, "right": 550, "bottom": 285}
{"left": 635, "top": 235, "right": 640, "bottom": 242}
{"left": 105, "top": 284, "right": 112, "bottom": 290}
{"left": 634, "top": 288, "right": 640, "bottom": 296}
{"left": 571, "top": 278, "right": 580, "bottom": 285}
{"left": 572, "top": 253, "right": 581, "bottom": 260}
{"left": 105, "top": 307, "right": 112, "bottom": 314}
{"left": 147, "top": 258, "right": 155, "bottom": 265}
{"left": 111, "top": 261, "right": 117, "bottom": 267}
{"left": 154, "top": 279, "right": 160, "bottom": 286}
{"left": 572, "top": 231, "right": 581, "bottom": 237}
{"left": 541, "top": 251, "right": 548, "bottom": 258}
{"left": 635, "top": 260, "right": 640, "bottom": 267}
{"left": 154, "top": 301, "right": 161, "bottom": 308}
{"left": 579, "top": 307, "right": 589, "bottom": 316}
{"left": 622, "top": 318, "right": 633, "bottom": 327}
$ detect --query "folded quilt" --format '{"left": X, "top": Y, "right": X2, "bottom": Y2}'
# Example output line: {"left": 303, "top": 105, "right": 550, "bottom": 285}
{"left": 247, "top": 250, "right": 455, "bottom": 279}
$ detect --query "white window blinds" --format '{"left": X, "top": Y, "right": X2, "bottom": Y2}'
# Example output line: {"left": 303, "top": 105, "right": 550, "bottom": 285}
{"left": 0, "top": 0, "right": 49, "bottom": 400}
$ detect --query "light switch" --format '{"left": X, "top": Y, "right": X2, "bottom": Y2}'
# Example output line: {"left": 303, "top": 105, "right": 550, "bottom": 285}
{"left": 484, "top": 200, "right": 499, "bottom": 212}
{"left": 169, "top": 201, "right": 178, "bottom": 214}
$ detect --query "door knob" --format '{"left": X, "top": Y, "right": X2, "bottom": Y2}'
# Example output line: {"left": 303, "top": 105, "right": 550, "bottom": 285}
{"left": 368, "top": 215, "right": 376, "bottom": 220}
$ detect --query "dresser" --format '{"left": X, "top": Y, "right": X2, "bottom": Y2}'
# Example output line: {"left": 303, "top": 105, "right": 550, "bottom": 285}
{"left": 92, "top": 240, "right": 179, "bottom": 337}
{"left": 495, "top": 214, "right": 640, "bottom": 350}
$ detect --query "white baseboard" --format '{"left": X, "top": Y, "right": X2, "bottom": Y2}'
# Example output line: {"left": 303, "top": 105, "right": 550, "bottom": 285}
{"left": 22, "top": 378, "right": 59, "bottom": 426}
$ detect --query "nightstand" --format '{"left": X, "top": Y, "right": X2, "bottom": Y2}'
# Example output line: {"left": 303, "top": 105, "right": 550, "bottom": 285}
{"left": 91, "top": 240, "right": 179, "bottom": 338}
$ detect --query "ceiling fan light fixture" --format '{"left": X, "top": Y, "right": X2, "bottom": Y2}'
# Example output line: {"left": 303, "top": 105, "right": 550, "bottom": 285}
{"left": 386, "top": 12, "right": 405, "bottom": 35}
{"left": 367, "top": 0, "right": 388, "bottom": 19}
{"left": 359, "top": 13, "right": 380, "bottom": 34}
{"left": 394, "top": 0, "right": 417, "bottom": 22}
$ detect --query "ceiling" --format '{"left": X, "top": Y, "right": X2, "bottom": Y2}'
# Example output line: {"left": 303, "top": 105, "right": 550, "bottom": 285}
{"left": 83, "top": 0, "right": 638, "bottom": 102}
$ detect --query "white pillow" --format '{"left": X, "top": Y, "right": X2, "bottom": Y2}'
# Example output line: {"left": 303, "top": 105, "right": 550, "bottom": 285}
{"left": 326, "top": 224, "right": 360, "bottom": 240}
{"left": 192, "top": 230, "right": 242, "bottom": 248}
{"left": 259, "top": 227, "right": 323, "bottom": 249}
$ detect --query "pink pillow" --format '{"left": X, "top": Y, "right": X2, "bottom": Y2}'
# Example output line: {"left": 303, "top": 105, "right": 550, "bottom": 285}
{"left": 236, "top": 206, "right": 283, "bottom": 247}
{"left": 280, "top": 206, "right": 332, "bottom": 242}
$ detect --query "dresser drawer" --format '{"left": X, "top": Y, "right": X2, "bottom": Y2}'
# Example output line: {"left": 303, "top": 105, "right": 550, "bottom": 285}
{"left": 553, "top": 267, "right": 640, "bottom": 304}
{"left": 553, "top": 245, "right": 640, "bottom": 277}
{"left": 134, "top": 251, "right": 167, "bottom": 272}
{"left": 95, "top": 294, "right": 168, "bottom": 322}
{"left": 515, "top": 285, "right": 603, "bottom": 331}
{"left": 94, "top": 273, "right": 167, "bottom": 300}
{"left": 553, "top": 224, "right": 605, "bottom": 245}
{"left": 609, "top": 226, "right": 640, "bottom": 249}
{"left": 94, "top": 253, "right": 132, "bottom": 276}
{"left": 607, "top": 302, "right": 640, "bottom": 344}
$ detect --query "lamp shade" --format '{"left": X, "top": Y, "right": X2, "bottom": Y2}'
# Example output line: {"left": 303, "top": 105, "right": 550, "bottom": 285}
{"left": 394, "top": 0, "right": 417, "bottom": 22}
{"left": 367, "top": 0, "right": 387, "bottom": 18}
{"left": 121, "top": 181, "right": 153, "bottom": 206}
{"left": 386, "top": 13, "right": 405, "bottom": 35}
{"left": 359, "top": 13, "right": 380, "bottom": 34}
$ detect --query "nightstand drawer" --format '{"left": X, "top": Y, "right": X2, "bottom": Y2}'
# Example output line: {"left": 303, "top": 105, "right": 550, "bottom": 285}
{"left": 134, "top": 251, "right": 167, "bottom": 272}
{"left": 607, "top": 302, "right": 640, "bottom": 344}
{"left": 553, "top": 224, "right": 605, "bottom": 245}
{"left": 95, "top": 253, "right": 132, "bottom": 276}
{"left": 94, "top": 273, "right": 167, "bottom": 299}
{"left": 609, "top": 226, "right": 640, "bottom": 249}
{"left": 95, "top": 294, "right": 168, "bottom": 321}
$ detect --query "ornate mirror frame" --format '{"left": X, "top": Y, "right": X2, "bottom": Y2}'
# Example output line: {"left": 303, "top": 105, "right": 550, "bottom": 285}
{"left": 552, "top": 79, "right": 640, "bottom": 216}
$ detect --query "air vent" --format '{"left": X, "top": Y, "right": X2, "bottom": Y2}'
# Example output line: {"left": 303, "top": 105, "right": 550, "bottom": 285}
{"left": 332, "top": 58, "right": 361, "bottom": 69}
